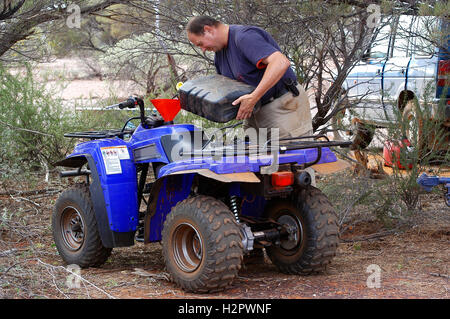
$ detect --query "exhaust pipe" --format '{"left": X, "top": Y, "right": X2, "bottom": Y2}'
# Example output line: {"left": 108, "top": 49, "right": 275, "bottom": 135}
{"left": 295, "top": 171, "right": 311, "bottom": 187}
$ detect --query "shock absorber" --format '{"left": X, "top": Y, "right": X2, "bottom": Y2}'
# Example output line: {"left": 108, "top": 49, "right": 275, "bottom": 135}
{"left": 229, "top": 195, "right": 241, "bottom": 223}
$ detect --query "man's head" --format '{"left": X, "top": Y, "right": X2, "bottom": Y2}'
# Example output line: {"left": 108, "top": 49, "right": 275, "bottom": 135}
{"left": 186, "top": 16, "right": 228, "bottom": 53}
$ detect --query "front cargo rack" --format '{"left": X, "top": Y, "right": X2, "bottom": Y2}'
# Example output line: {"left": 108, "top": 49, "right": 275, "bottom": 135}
{"left": 64, "top": 129, "right": 135, "bottom": 140}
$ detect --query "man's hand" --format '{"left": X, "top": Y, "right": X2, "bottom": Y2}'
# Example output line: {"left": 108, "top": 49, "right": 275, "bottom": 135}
{"left": 233, "top": 93, "right": 258, "bottom": 120}
{"left": 232, "top": 51, "right": 291, "bottom": 120}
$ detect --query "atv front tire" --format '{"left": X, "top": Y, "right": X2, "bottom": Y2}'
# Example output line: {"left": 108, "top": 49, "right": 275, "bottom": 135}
{"left": 52, "top": 183, "right": 112, "bottom": 268}
{"left": 162, "top": 195, "right": 243, "bottom": 293}
{"left": 266, "top": 187, "right": 339, "bottom": 275}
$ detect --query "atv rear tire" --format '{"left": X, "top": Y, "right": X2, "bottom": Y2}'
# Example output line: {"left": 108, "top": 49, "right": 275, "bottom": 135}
{"left": 52, "top": 183, "right": 112, "bottom": 268}
{"left": 162, "top": 195, "right": 243, "bottom": 293}
{"left": 266, "top": 187, "right": 339, "bottom": 275}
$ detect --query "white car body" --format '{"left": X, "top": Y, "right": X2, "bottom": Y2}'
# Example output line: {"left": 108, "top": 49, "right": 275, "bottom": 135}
{"left": 343, "top": 15, "right": 449, "bottom": 127}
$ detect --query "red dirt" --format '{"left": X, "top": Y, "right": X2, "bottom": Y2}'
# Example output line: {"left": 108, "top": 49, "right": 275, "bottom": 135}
{"left": 0, "top": 175, "right": 448, "bottom": 299}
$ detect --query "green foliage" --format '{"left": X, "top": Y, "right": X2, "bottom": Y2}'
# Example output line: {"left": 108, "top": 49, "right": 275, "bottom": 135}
{"left": 0, "top": 60, "right": 221, "bottom": 179}
{"left": 101, "top": 33, "right": 165, "bottom": 72}
{"left": 0, "top": 64, "right": 132, "bottom": 177}
{"left": 0, "top": 64, "right": 69, "bottom": 171}
{"left": 174, "top": 110, "right": 223, "bottom": 130}
{"left": 418, "top": 1, "right": 450, "bottom": 17}
{"left": 100, "top": 31, "right": 211, "bottom": 96}
{"left": 324, "top": 83, "right": 449, "bottom": 226}
{"left": 45, "top": 4, "right": 136, "bottom": 58}
{"left": 383, "top": 93, "right": 449, "bottom": 213}
{"left": 46, "top": 27, "right": 86, "bottom": 58}
{"left": 96, "top": 4, "right": 137, "bottom": 40}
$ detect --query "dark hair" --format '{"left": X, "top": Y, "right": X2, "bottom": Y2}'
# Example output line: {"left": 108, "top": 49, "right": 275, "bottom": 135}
{"left": 186, "top": 16, "right": 221, "bottom": 35}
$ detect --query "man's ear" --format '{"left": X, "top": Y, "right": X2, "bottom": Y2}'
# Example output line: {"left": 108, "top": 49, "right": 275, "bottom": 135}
{"left": 203, "top": 25, "right": 213, "bottom": 35}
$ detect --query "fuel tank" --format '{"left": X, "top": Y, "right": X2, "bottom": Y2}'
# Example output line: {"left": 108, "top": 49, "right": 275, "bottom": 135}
{"left": 178, "top": 74, "right": 261, "bottom": 123}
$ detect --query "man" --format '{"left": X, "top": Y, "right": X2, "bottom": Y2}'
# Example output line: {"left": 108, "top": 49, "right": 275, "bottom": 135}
{"left": 186, "top": 15, "right": 313, "bottom": 141}
{"left": 186, "top": 16, "right": 315, "bottom": 264}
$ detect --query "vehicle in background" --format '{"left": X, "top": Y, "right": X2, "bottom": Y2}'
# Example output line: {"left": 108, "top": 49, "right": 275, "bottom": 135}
{"left": 332, "top": 14, "right": 449, "bottom": 150}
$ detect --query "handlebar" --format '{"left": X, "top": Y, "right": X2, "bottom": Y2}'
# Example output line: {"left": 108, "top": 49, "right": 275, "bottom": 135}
{"left": 104, "top": 96, "right": 148, "bottom": 128}
{"left": 105, "top": 97, "right": 142, "bottom": 110}
{"left": 118, "top": 98, "right": 137, "bottom": 109}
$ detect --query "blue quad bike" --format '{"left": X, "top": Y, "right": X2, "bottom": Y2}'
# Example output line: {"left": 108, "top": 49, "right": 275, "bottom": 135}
{"left": 52, "top": 79, "right": 351, "bottom": 293}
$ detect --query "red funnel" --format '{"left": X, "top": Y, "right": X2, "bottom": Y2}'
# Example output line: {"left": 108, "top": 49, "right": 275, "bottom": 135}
{"left": 150, "top": 99, "right": 181, "bottom": 122}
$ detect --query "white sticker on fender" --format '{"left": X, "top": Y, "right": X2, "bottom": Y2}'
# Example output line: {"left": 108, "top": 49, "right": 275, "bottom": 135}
{"left": 100, "top": 147, "right": 122, "bottom": 175}
{"left": 115, "top": 145, "right": 130, "bottom": 160}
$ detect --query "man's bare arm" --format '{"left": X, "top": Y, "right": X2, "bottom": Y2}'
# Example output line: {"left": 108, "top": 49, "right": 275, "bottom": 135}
{"left": 233, "top": 51, "right": 291, "bottom": 120}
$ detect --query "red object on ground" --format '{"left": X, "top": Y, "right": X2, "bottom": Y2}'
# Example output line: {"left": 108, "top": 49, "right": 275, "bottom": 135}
{"left": 383, "top": 138, "right": 413, "bottom": 169}
{"left": 150, "top": 99, "right": 181, "bottom": 122}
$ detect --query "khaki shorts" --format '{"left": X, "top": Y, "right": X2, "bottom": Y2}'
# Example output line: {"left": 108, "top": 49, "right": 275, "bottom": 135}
{"left": 243, "top": 84, "right": 316, "bottom": 186}
{"left": 243, "top": 84, "right": 313, "bottom": 139}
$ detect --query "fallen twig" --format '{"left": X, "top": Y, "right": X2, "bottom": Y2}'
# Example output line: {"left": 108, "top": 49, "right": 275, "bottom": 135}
{"left": 9, "top": 194, "right": 41, "bottom": 207}
{"left": 131, "top": 268, "right": 170, "bottom": 281}
{"left": 430, "top": 273, "right": 450, "bottom": 279}
{"left": 0, "top": 188, "right": 60, "bottom": 196}
{"left": 0, "top": 258, "right": 34, "bottom": 277}
{"left": 36, "top": 259, "right": 116, "bottom": 299}
{"left": 0, "top": 249, "right": 17, "bottom": 257}
{"left": 340, "top": 229, "right": 398, "bottom": 242}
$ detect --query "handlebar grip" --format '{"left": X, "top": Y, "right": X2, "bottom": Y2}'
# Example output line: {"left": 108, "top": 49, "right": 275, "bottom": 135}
{"left": 118, "top": 98, "right": 136, "bottom": 109}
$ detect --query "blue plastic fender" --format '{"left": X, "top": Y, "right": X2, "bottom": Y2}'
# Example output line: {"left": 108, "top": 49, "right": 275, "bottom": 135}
{"left": 65, "top": 137, "right": 139, "bottom": 247}
{"left": 144, "top": 173, "right": 195, "bottom": 242}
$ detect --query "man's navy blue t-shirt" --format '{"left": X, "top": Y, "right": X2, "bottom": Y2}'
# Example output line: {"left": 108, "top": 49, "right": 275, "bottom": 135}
{"left": 214, "top": 25, "right": 297, "bottom": 105}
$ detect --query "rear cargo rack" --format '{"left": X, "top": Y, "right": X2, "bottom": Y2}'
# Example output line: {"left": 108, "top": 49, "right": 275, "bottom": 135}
{"left": 268, "top": 134, "right": 350, "bottom": 151}
{"left": 180, "top": 134, "right": 352, "bottom": 168}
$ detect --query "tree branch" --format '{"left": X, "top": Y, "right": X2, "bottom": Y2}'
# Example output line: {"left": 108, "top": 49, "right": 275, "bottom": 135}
{"left": 0, "top": 0, "right": 126, "bottom": 58}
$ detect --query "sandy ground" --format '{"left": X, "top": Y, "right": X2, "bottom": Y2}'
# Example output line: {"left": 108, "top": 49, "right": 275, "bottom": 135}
{"left": 32, "top": 57, "right": 141, "bottom": 107}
